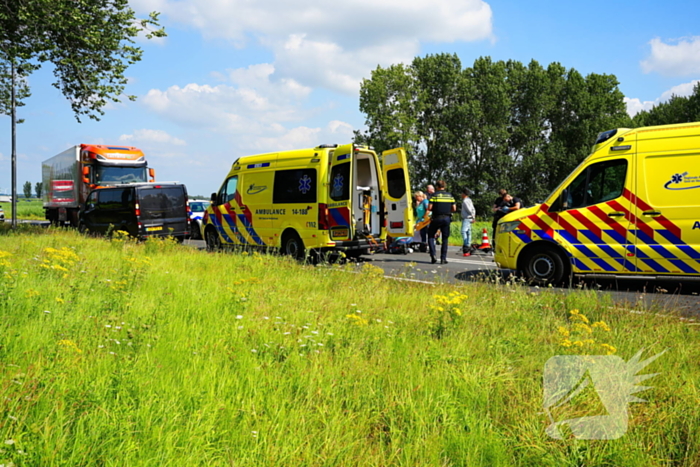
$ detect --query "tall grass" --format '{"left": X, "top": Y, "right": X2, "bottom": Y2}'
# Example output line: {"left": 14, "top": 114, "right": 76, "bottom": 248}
{"left": 0, "top": 230, "right": 698, "bottom": 466}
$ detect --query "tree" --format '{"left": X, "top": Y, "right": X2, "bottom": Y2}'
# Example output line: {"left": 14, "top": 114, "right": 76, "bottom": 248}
{"left": 22, "top": 180, "right": 31, "bottom": 198}
{"left": 358, "top": 55, "right": 629, "bottom": 215}
{"left": 632, "top": 83, "right": 700, "bottom": 127}
{"left": 0, "top": 0, "right": 165, "bottom": 227}
{"left": 0, "top": 0, "right": 165, "bottom": 120}
{"left": 35, "top": 181, "right": 42, "bottom": 198}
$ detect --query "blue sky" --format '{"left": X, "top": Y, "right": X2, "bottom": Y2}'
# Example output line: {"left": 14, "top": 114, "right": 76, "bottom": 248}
{"left": 2, "top": 0, "right": 699, "bottom": 197}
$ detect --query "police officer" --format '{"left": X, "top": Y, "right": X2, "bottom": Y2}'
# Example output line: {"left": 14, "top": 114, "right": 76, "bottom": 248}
{"left": 427, "top": 180, "right": 457, "bottom": 264}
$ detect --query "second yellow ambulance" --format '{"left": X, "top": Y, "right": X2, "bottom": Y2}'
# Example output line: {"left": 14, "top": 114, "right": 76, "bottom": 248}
{"left": 201, "top": 144, "right": 414, "bottom": 259}
{"left": 495, "top": 121, "right": 700, "bottom": 284}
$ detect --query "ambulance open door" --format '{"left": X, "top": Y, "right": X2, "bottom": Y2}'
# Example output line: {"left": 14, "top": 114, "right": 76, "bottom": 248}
{"left": 381, "top": 147, "right": 414, "bottom": 237}
{"left": 327, "top": 143, "right": 354, "bottom": 242}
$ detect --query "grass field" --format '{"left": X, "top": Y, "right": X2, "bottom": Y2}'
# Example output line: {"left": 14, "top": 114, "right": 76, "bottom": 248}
{"left": 0, "top": 227, "right": 698, "bottom": 466}
{"left": 1, "top": 199, "right": 45, "bottom": 220}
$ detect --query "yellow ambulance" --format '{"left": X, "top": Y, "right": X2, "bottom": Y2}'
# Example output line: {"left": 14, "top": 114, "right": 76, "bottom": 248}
{"left": 495, "top": 121, "right": 700, "bottom": 284}
{"left": 201, "top": 144, "right": 414, "bottom": 259}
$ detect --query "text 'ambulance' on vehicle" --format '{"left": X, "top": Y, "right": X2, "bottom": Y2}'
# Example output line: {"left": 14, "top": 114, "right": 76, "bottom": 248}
{"left": 495, "top": 121, "right": 700, "bottom": 284}
{"left": 202, "top": 144, "right": 414, "bottom": 259}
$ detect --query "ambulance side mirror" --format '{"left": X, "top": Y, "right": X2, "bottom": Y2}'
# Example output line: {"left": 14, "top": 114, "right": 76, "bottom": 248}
{"left": 210, "top": 192, "right": 217, "bottom": 204}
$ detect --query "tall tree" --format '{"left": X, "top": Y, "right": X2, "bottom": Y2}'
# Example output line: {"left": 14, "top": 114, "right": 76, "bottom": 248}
{"left": 22, "top": 180, "right": 31, "bottom": 198}
{"left": 358, "top": 56, "right": 629, "bottom": 214}
{"left": 34, "top": 181, "right": 42, "bottom": 198}
{"left": 0, "top": 0, "right": 165, "bottom": 227}
{"left": 0, "top": 0, "right": 165, "bottom": 120}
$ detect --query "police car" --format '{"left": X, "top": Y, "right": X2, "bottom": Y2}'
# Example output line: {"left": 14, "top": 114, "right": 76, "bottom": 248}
{"left": 188, "top": 199, "right": 210, "bottom": 240}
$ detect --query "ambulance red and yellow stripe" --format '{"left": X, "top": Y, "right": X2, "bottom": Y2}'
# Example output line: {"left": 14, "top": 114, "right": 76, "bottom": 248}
{"left": 503, "top": 189, "right": 700, "bottom": 276}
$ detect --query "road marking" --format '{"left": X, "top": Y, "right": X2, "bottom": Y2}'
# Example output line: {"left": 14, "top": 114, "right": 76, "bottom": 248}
{"left": 449, "top": 258, "right": 498, "bottom": 267}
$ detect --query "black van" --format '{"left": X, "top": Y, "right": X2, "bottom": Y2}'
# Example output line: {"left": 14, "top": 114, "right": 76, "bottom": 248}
{"left": 79, "top": 183, "right": 189, "bottom": 240}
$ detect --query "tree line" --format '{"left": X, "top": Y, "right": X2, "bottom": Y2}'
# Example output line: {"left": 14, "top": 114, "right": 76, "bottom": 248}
{"left": 356, "top": 54, "right": 634, "bottom": 217}
{"left": 631, "top": 82, "right": 700, "bottom": 128}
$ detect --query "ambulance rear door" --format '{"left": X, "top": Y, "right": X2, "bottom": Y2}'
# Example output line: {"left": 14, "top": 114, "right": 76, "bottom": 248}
{"left": 327, "top": 143, "right": 354, "bottom": 242}
{"left": 381, "top": 147, "right": 414, "bottom": 237}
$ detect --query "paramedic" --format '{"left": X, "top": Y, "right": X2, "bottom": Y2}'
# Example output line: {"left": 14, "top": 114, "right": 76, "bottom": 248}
{"left": 460, "top": 188, "right": 476, "bottom": 256}
{"left": 427, "top": 180, "right": 456, "bottom": 264}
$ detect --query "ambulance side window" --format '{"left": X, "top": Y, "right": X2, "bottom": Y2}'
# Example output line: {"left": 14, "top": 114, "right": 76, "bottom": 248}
{"left": 329, "top": 163, "right": 350, "bottom": 201}
{"left": 273, "top": 169, "right": 316, "bottom": 204}
{"left": 218, "top": 176, "right": 238, "bottom": 205}
{"left": 566, "top": 159, "right": 627, "bottom": 209}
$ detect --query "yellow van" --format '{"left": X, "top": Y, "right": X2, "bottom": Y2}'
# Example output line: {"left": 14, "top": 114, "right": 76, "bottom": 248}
{"left": 201, "top": 144, "right": 414, "bottom": 259}
{"left": 495, "top": 121, "right": 700, "bottom": 284}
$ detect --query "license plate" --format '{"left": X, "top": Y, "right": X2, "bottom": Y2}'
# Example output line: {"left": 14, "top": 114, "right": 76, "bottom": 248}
{"left": 146, "top": 226, "right": 163, "bottom": 232}
{"left": 330, "top": 228, "right": 349, "bottom": 239}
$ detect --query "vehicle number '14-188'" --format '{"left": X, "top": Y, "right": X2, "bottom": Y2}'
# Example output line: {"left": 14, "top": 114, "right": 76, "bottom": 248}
{"left": 292, "top": 209, "right": 308, "bottom": 215}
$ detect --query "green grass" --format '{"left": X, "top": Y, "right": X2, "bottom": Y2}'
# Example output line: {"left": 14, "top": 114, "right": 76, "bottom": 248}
{"left": 0, "top": 228, "right": 698, "bottom": 466}
{"left": 1, "top": 199, "right": 45, "bottom": 220}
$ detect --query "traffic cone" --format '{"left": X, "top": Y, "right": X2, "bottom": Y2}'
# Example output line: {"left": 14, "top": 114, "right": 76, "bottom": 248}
{"left": 478, "top": 228, "right": 491, "bottom": 249}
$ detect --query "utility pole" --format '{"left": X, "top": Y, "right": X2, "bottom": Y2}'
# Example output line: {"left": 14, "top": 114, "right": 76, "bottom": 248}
{"left": 10, "top": 59, "right": 17, "bottom": 228}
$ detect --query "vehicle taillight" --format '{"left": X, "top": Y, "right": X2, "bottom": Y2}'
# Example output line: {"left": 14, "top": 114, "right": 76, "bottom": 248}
{"left": 390, "top": 221, "right": 403, "bottom": 229}
{"left": 135, "top": 202, "right": 141, "bottom": 217}
{"left": 318, "top": 203, "right": 329, "bottom": 230}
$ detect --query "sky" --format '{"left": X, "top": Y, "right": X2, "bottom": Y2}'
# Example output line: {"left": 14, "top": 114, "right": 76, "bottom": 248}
{"left": 2, "top": 0, "right": 700, "bottom": 197}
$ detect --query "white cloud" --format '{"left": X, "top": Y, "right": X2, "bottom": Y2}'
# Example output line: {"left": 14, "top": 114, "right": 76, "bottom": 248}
{"left": 251, "top": 120, "right": 355, "bottom": 151}
{"left": 641, "top": 37, "right": 700, "bottom": 76}
{"left": 624, "top": 80, "right": 700, "bottom": 117}
{"left": 132, "top": 0, "right": 493, "bottom": 45}
{"left": 273, "top": 34, "right": 416, "bottom": 94}
{"left": 141, "top": 63, "right": 354, "bottom": 152}
{"left": 120, "top": 129, "right": 186, "bottom": 146}
{"left": 131, "top": 0, "right": 493, "bottom": 93}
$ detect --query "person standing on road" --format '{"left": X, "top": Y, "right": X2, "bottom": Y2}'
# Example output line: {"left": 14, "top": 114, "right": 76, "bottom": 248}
{"left": 459, "top": 188, "right": 476, "bottom": 257}
{"left": 426, "top": 184, "right": 436, "bottom": 200}
{"left": 427, "top": 180, "right": 456, "bottom": 264}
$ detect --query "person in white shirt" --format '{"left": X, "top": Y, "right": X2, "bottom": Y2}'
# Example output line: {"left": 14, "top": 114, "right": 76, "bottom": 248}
{"left": 460, "top": 188, "right": 476, "bottom": 256}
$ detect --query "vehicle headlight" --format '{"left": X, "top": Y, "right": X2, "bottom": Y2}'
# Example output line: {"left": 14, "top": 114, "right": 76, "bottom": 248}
{"left": 499, "top": 220, "right": 521, "bottom": 233}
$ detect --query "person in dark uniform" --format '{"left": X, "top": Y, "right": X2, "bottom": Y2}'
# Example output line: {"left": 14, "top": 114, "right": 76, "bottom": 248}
{"left": 426, "top": 180, "right": 456, "bottom": 264}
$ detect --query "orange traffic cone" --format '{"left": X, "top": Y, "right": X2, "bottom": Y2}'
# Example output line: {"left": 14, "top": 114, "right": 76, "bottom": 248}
{"left": 478, "top": 228, "right": 491, "bottom": 249}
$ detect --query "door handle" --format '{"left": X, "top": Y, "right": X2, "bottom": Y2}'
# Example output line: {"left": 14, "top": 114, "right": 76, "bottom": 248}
{"left": 608, "top": 212, "right": 625, "bottom": 217}
{"left": 642, "top": 211, "right": 661, "bottom": 216}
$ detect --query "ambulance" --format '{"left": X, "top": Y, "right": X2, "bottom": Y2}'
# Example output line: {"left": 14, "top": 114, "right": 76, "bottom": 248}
{"left": 494, "top": 121, "right": 700, "bottom": 284}
{"left": 201, "top": 144, "right": 414, "bottom": 259}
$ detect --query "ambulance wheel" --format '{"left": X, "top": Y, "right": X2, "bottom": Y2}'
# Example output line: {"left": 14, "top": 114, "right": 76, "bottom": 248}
{"left": 205, "top": 227, "right": 222, "bottom": 252}
{"left": 282, "top": 231, "right": 305, "bottom": 261}
{"left": 523, "top": 246, "right": 567, "bottom": 285}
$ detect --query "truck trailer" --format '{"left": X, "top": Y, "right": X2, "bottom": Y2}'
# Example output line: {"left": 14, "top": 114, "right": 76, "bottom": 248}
{"left": 42, "top": 144, "right": 155, "bottom": 226}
